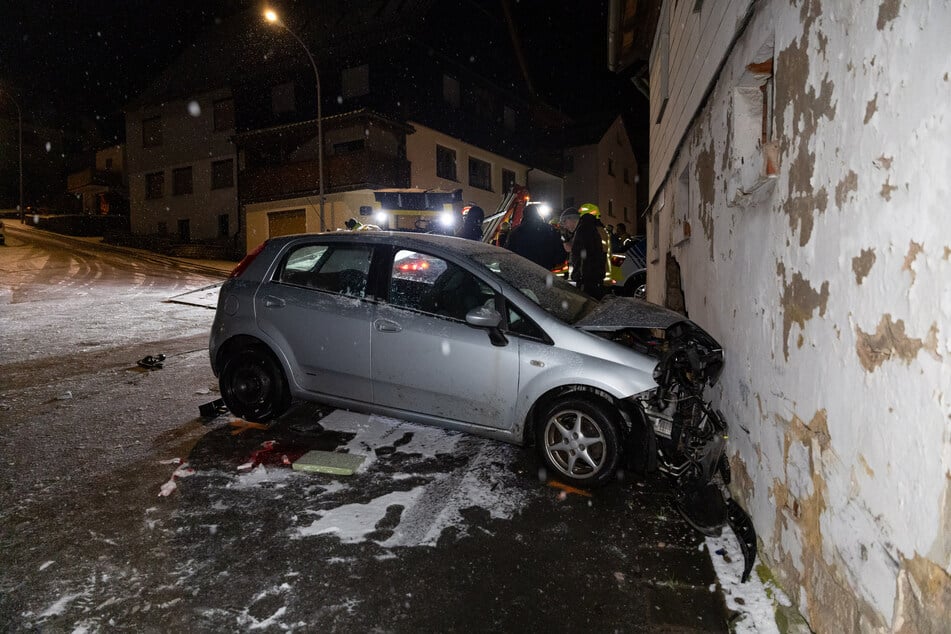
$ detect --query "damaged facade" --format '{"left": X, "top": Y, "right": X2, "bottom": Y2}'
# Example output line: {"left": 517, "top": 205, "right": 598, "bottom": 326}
{"left": 644, "top": 0, "right": 950, "bottom": 631}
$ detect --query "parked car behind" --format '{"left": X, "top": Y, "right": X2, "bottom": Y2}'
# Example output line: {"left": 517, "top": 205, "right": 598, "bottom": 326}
{"left": 210, "top": 232, "right": 718, "bottom": 486}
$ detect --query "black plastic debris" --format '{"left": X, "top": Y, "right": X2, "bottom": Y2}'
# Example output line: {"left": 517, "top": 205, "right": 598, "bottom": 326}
{"left": 137, "top": 354, "right": 166, "bottom": 370}
{"left": 199, "top": 398, "right": 229, "bottom": 419}
{"left": 727, "top": 497, "right": 758, "bottom": 583}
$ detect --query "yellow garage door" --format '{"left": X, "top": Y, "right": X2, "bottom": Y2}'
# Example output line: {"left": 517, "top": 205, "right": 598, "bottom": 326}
{"left": 268, "top": 209, "right": 307, "bottom": 238}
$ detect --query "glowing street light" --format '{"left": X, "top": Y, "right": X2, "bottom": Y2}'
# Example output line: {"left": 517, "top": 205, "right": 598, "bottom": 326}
{"left": 263, "top": 8, "right": 326, "bottom": 231}
{"left": 0, "top": 89, "right": 23, "bottom": 223}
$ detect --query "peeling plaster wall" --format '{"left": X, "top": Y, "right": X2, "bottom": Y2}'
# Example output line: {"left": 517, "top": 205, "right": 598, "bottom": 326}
{"left": 650, "top": 1, "right": 951, "bottom": 631}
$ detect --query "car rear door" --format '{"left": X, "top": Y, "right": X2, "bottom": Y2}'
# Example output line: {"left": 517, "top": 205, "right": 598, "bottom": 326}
{"left": 254, "top": 241, "right": 375, "bottom": 402}
{"left": 370, "top": 248, "right": 520, "bottom": 430}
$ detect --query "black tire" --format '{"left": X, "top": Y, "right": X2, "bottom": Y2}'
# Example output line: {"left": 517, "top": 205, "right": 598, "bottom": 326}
{"left": 219, "top": 347, "right": 291, "bottom": 423}
{"left": 535, "top": 397, "right": 621, "bottom": 487}
{"left": 622, "top": 270, "right": 647, "bottom": 298}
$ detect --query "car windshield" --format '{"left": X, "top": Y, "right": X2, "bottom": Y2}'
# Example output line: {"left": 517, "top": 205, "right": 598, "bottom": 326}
{"left": 469, "top": 251, "right": 597, "bottom": 324}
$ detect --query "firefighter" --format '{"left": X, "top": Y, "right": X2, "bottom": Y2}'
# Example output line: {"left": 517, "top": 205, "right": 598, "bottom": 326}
{"left": 571, "top": 203, "right": 607, "bottom": 298}
{"left": 506, "top": 202, "right": 566, "bottom": 270}
{"left": 457, "top": 205, "right": 485, "bottom": 240}
{"left": 559, "top": 207, "right": 580, "bottom": 254}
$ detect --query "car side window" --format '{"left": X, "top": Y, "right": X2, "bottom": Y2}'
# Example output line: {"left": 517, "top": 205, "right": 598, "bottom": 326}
{"left": 505, "top": 301, "right": 546, "bottom": 340}
{"left": 278, "top": 244, "right": 372, "bottom": 298}
{"left": 388, "top": 249, "right": 493, "bottom": 321}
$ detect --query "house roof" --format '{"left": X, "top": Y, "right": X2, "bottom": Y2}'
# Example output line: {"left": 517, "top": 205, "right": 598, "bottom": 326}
{"left": 562, "top": 112, "right": 623, "bottom": 148}
{"left": 232, "top": 109, "right": 415, "bottom": 145}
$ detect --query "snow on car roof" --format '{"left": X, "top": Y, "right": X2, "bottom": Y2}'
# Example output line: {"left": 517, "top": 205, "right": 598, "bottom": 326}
{"left": 272, "top": 231, "right": 502, "bottom": 257}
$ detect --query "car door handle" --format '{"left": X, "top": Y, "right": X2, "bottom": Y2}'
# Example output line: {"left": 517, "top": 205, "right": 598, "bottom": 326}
{"left": 374, "top": 318, "right": 402, "bottom": 333}
{"left": 263, "top": 296, "right": 286, "bottom": 308}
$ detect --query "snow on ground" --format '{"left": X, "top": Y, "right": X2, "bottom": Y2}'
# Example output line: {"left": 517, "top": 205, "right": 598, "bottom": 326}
{"left": 221, "top": 410, "right": 530, "bottom": 549}
{"left": 225, "top": 410, "right": 786, "bottom": 631}
{"left": 706, "top": 526, "right": 791, "bottom": 633}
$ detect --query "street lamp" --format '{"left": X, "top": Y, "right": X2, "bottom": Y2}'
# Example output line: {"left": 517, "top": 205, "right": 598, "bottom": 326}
{"left": 264, "top": 8, "right": 326, "bottom": 232}
{"left": 0, "top": 90, "right": 23, "bottom": 223}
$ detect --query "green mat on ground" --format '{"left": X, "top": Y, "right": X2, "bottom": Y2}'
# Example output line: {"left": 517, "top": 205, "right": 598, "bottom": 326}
{"left": 292, "top": 450, "right": 365, "bottom": 476}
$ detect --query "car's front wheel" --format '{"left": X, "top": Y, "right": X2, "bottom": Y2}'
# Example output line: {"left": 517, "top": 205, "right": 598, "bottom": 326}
{"left": 219, "top": 347, "right": 291, "bottom": 423}
{"left": 536, "top": 397, "right": 621, "bottom": 487}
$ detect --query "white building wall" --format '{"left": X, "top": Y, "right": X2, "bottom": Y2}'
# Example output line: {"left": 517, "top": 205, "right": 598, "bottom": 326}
{"left": 406, "top": 121, "right": 528, "bottom": 214}
{"left": 565, "top": 116, "right": 637, "bottom": 227}
{"left": 649, "top": 1, "right": 951, "bottom": 631}
{"left": 125, "top": 88, "right": 237, "bottom": 239}
{"left": 597, "top": 116, "right": 638, "bottom": 228}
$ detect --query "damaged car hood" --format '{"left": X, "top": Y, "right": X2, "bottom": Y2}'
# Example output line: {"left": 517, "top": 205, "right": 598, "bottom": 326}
{"left": 574, "top": 296, "right": 688, "bottom": 331}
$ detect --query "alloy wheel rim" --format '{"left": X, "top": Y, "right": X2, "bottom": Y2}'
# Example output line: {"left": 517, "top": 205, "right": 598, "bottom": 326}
{"left": 544, "top": 410, "right": 606, "bottom": 479}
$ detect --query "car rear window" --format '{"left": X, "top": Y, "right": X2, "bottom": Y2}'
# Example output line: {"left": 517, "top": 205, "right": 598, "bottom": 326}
{"left": 277, "top": 243, "right": 372, "bottom": 298}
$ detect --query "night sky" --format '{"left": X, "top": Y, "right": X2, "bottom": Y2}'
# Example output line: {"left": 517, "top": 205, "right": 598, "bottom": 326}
{"left": 0, "top": 1, "right": 643, "bottom": 152}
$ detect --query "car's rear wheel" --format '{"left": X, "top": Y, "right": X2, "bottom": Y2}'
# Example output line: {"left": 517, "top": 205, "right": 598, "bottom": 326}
{"left": 536, "top": 397, "right": 621, "bottom": 487}
{"left": 219, "top": 347, "right": 291, "bottom": 423}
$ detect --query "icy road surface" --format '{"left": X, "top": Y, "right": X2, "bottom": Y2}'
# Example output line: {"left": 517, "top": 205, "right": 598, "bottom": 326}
{"left": 0, "top": 225, "right": 778, "bottom": 632}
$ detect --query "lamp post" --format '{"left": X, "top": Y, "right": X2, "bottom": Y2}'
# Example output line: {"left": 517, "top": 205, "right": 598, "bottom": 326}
{"left": 0, "top": 90, "right": 23, "bottom": 223}
{"left": 264, "top": 9, "right": 325, "bottom": 232}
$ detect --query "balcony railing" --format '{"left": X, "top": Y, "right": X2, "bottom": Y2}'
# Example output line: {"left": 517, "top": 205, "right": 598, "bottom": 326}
{"left": 238, "top": 149, "right": 411, "bottom": 203}
{"left": 67, "top": 168, "right": 123, "bottom": 191}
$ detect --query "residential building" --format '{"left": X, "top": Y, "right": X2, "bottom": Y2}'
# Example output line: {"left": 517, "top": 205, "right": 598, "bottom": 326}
{"left": 124, "top": 1, "right": 572, "bottom": 254}
{"left": 126, "top": 87, "right": 238, "bottom": 244}
{"left": 562, "top": 114, "right": 638, "bottom": 233}
{"left": 66, "top": 144, "right": 127, "bottom": 215}
{"left": 622, "top": 0, "right": 950, "bottom": 630}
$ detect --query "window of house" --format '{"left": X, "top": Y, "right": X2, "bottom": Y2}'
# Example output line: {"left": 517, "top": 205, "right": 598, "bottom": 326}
{"left": 503, "top": 106, "right": 516, "bottom": 131}
{"left": 608, "top": 200, "right": 614, "bottom": 218}
{"left": 214, "top": 98, "right": 235, "bottom": 131}
{"left": 212, "top": 159, "right": 234, "bottom": 189}
{"left": 333, "top": 139, "right": 365, "bottom": 155}
{"left": 272, "top": 82, "right": 296, "bottom": 114}
{"left": 173, "top": 166, "right": 193, "bottom": 196}
{"left": 675, "top": 166, "right": 690, "bottom": 244}
{"left": 466, "top": 84, "right": 496, "bottom": 120}
{"left": 105, "top": 158, "right": 113, "bottom": 170}
{"left": 651, "top": 210, "right": 660, "bottom": 263}
{"left": 469, "top": 157, "right": 492, "bottom": 191}
{"left": 608, "top": 158, "right": 615, "bottom": 176}
{"left": 624, "top": 206, "right": 630, "bottom": 222}
{"left": 145, "top": 171, "right": 164, "bottom": 199}
{"left": 565, "top": 154, "right": 574, "bottom": 174}
{"left": 748, "top": 58, "right": 775, "bottom": 144}
{"left": 443, "top": 75, "right": 460, "bottom": 108}
{"left": 218, "top": 214, "right": 230, "bottom": 237}
{"left": 342, "top": 64, "right": 369, "bottom": 98}
{"left": 728, "top": 43, "right": 777, "bottom": 204}
{"left": 436, "top": 145, "right": 457, "bottom": 181}
{"left": 623, "top": 167, "right": 630, "bottom": 184}
{"left": 502, "top": 168, "right": 516, "bottom": 193}
{"left": 178, "top": 218, "right": 191, "bottom": 243}
{"left": 142, "top": 116, "right": 162, "bottom": 147}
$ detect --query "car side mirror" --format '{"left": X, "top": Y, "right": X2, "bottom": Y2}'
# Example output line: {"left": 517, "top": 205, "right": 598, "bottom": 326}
{"left": 465, "top": 306, "right": 508, "bottom": 347}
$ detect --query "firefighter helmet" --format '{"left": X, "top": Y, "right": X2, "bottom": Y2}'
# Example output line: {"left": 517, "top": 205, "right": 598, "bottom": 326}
{"left": 579, "top": 203, "right": 600, "bottom": 218}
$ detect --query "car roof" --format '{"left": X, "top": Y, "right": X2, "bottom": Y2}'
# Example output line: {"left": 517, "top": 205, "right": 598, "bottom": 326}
{"left": 270, "top": 231, "right": 502, "bottom": 258}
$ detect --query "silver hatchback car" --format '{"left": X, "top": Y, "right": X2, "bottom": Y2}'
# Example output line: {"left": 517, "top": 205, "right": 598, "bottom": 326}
{"left": 210, "top": 232, "right": 723, "bottom": 487}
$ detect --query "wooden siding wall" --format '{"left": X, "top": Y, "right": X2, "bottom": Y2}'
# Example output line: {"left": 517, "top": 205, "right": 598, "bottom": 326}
{"left": 648, "top": 0, "right": 753, "bottom": 202}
